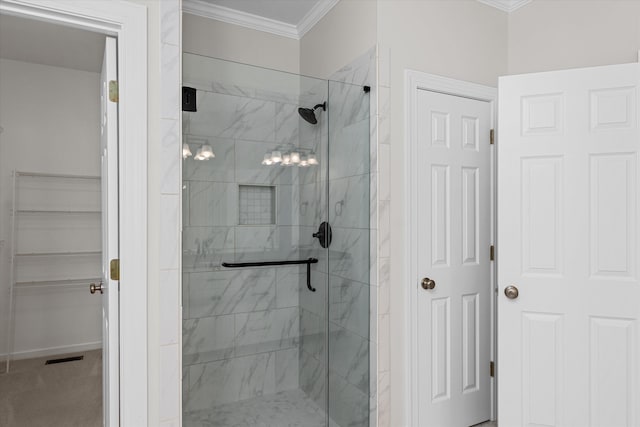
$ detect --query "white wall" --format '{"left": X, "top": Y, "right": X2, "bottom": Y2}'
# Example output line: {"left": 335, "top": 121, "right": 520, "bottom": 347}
{"left": 183, "top": 12, "right": 300, "bottom": 74}
{"left": 379, "top": 1, "right": 640, "bottom": 425}
{"left": 508, "top": 0, "right": 640, "bottom": 74}
{"left": 178, "top": 3, "right": 509, "bottom": 426}
{"left": 131, "top": 0, "right": 181, "bottom": 425}
{"left": 379, "top": 0, "right": 508, "bottom": 88}
{"left": 377, "top": 1, "right": 509, "bottom": 425}
{"left": 0, "top": 58, "right": 102, "bottom": 358}
{"left": 300, "top": 0, "right": 377, "bottom": 79}
{"left": 144, "top": 0, "right": 185, "bottom": 425}
{"left": 164, "top": 2, "right": 640, "bottom": 426}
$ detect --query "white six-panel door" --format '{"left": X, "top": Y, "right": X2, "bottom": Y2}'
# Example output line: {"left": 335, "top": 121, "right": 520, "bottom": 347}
{"left": 498, "top": 63, "right": 640, "bottom": 426}
{"left": 416, "top": 89, "right": 492, "bottom": 426}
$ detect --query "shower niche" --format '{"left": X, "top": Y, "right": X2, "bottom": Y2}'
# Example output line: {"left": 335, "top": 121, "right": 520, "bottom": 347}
{"left": 238, "top": 185, "right": 276, "bottom": 226}
{"left": 181, "top": 53, "right": 371, "bottom": 427}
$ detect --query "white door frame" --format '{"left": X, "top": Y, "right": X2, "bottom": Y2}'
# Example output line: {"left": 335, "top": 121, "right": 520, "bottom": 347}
{"left": 404, "top": 70, "right": 498, "bottom": 425}
{"left": 0, "top": 1, "right": 149, "bottom": 425}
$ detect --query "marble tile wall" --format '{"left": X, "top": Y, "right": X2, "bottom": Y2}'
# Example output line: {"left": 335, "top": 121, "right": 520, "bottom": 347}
{"left": 181, "top": 62, "right": 314, "bottom": 411}
{"left": 376, "top": 45, "right": 392, "bottom": 427}
{"left": 296, "top": 79, "right": 329, "bottom": 415}
{"left": 159, "top": 1, "right": 182, "bottom": 426}
{"left": 320, "top": 45, "right": 392, "bottom": 427}
{"left": 332, "top": 59, "right": 374, "bottom": 427}
{"left": 302, "top": 48, "right": 376, "bottom": 427}
{"left": 179, "top": 48, "right": 382, "bottom": 427}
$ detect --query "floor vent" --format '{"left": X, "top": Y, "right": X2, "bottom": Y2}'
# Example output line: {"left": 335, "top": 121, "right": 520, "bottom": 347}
{"left": 45, "top": 355, "right": 84, "bottom": 365}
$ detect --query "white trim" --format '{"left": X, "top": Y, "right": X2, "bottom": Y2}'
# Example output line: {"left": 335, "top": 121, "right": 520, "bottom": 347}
{"left": 297, "top": 0, "right": 339, "bottom": 38}
{"left": 182, "top": 0, "right": 298, "bottom": 39}
{"left": 476, "top": 0, "right": 532, "bottom": 13}
{"left": 404, "top": 70, "right": 498, "bottom": 426}
{"left": 182, "top": 0, "right": 339, "bottom": 40}
{"left": 3, "top": 341, "right": 102, "bottom": 361}
{"left": 0, "top": 1, "right": 149, "bottom": 425}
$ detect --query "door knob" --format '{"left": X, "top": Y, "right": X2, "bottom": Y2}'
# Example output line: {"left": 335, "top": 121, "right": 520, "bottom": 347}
{"left": 421, "top": 277, "right": 436, "bottom": 290}
{"left": 504, "top": 285, "right": 519, "bottom": 299}
{"left": 90, "top": 281, "right": 104, "bottom": 295}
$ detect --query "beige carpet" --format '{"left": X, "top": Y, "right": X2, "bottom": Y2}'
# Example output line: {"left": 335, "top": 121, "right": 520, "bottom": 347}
{"left": 0, "top": 350, "right": 102, "bottom": 427}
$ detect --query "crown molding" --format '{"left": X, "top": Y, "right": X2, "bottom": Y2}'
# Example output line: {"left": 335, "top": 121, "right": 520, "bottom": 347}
{"left": 182, "top": 0, "right": 299, "bottom": 39}
{"left": 298, "top": 0, "right": 340, "bottom": 38}
{"left": 476, "top": 0, "right": 532, "bottom": 13}
{"left": 182, "top": 0, "right": 339, "bottom": 40}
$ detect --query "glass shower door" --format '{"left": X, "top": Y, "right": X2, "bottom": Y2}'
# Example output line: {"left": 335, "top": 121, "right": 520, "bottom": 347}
{"left": 181, "top": 54, "right": 332, "bottom": 426}
{"left": 326, "top": 80, "right": 371, "bottom": 427}
{"left": 181, "top": 54, "right": 370, "bottom": 427}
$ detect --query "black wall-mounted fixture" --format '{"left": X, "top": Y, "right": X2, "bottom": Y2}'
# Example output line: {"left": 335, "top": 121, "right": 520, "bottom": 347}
{"left": 363, "top": 85, "right": 371, "bottom": 93}
{"left": 182, "top": 86, "right": 197, "bottom": 112}
{"left": 298, "top": 102, "right": 326, "bottom": 125}
{"left": 222, "top": 258, "right": 318, "bottom": 292}
{"left": 313, "top": 222, "right": 332, "bottom": 248}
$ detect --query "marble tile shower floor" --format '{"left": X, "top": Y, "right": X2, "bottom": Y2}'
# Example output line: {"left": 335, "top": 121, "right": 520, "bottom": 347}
{"left": 184, "top": 389, "right": 328, "bottom": 427}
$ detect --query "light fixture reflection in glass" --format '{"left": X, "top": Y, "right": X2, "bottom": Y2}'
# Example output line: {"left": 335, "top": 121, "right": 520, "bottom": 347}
{"left": 290, "top": 151, "right": 300, "bottom": 164}
{"left": 271, "top": 150, "right": 282, "bottom": 163}
{"left": 260, "top": 146, "right": 318, "bottom": 167}
{"left": 307, "top": 152, "right": 318, "bottom": 165}
{"left": 182, "top": 143, "right": 193, "bottom": 159}
{"left": 261, "top": 153, "right": 273, "bottom": 165}
{"left": 194, "top": 147, "right": 205, "bottom": 161}
{"left": 200, "top": 144, "right": 215, "bottom": 160}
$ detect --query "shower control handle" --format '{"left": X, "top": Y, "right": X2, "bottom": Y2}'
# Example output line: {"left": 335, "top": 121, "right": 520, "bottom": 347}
{"left": 313, "top": 222, "right": 332, "bottom": 249}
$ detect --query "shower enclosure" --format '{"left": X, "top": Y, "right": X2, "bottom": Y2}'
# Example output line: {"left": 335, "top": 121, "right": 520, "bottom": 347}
{"left": 181, "top": 54, "right": 371, "bottom": 427}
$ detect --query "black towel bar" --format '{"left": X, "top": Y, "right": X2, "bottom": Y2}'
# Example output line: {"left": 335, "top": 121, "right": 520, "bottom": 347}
{"left": 221, "top": 258, "right": 318, "bottom": 292}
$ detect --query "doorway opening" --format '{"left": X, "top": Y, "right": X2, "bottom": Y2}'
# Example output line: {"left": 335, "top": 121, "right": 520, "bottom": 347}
{"left": 0, "top": 14, "right": 108, "bottom": 426}
{"left": 0, "top": 1, "right": 149, "bottom": 424}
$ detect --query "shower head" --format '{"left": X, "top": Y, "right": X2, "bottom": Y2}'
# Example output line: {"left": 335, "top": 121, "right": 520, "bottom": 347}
{"left": 298, "top": 102, "right": 326, "bottom": 125}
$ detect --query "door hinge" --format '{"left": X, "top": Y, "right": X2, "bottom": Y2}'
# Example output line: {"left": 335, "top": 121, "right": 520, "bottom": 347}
{"left": 490, "top": 245, "right": 495, "bottom": 261}
{"left": 490, "top": 361, "right": 495, "bottom": 377}
{"left": 109, "top": 80, "right": 119, "bottom": 103}
{"left": 490, "top": 129, "right": 495, "bottom": 145}
{"left": 110, "top": 259, "right": 120, "bottom": 281}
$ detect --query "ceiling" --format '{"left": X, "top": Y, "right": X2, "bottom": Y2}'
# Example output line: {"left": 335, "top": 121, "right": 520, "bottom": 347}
{"left": 183, "top": 0, "right": 533, "bottom": 39}
{"left": 0, "top": 14, "right": 105, "bottom": 73}
{"left": 0, "top": 0, "right": 534, "bottom": 70}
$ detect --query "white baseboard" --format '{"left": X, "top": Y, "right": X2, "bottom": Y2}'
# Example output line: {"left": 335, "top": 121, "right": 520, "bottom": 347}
{"left": 1, "top": 341, "right": 102, "bottom": 360}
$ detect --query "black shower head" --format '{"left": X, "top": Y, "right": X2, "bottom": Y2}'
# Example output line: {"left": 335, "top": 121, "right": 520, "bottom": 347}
{"left": 298, "top": 102, "right": 326, "bottom": 125}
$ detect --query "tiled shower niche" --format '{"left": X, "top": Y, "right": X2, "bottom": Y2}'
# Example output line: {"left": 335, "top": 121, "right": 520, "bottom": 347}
{"left": 238, "top": 185, "right": 276, "bottom": 225}
{"left": 182, "top": 53, "right": 371, "bottom": 427}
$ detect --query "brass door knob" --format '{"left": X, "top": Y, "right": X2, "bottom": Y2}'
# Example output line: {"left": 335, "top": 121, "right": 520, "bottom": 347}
{"left": 90, "top": 282, "right": 104, "bottom": 295}
{"left": 504, "top": 285, "right": 519, "bottom": 299}
{"left": 421, "top": 277, "right": 436, "bottom": 290}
